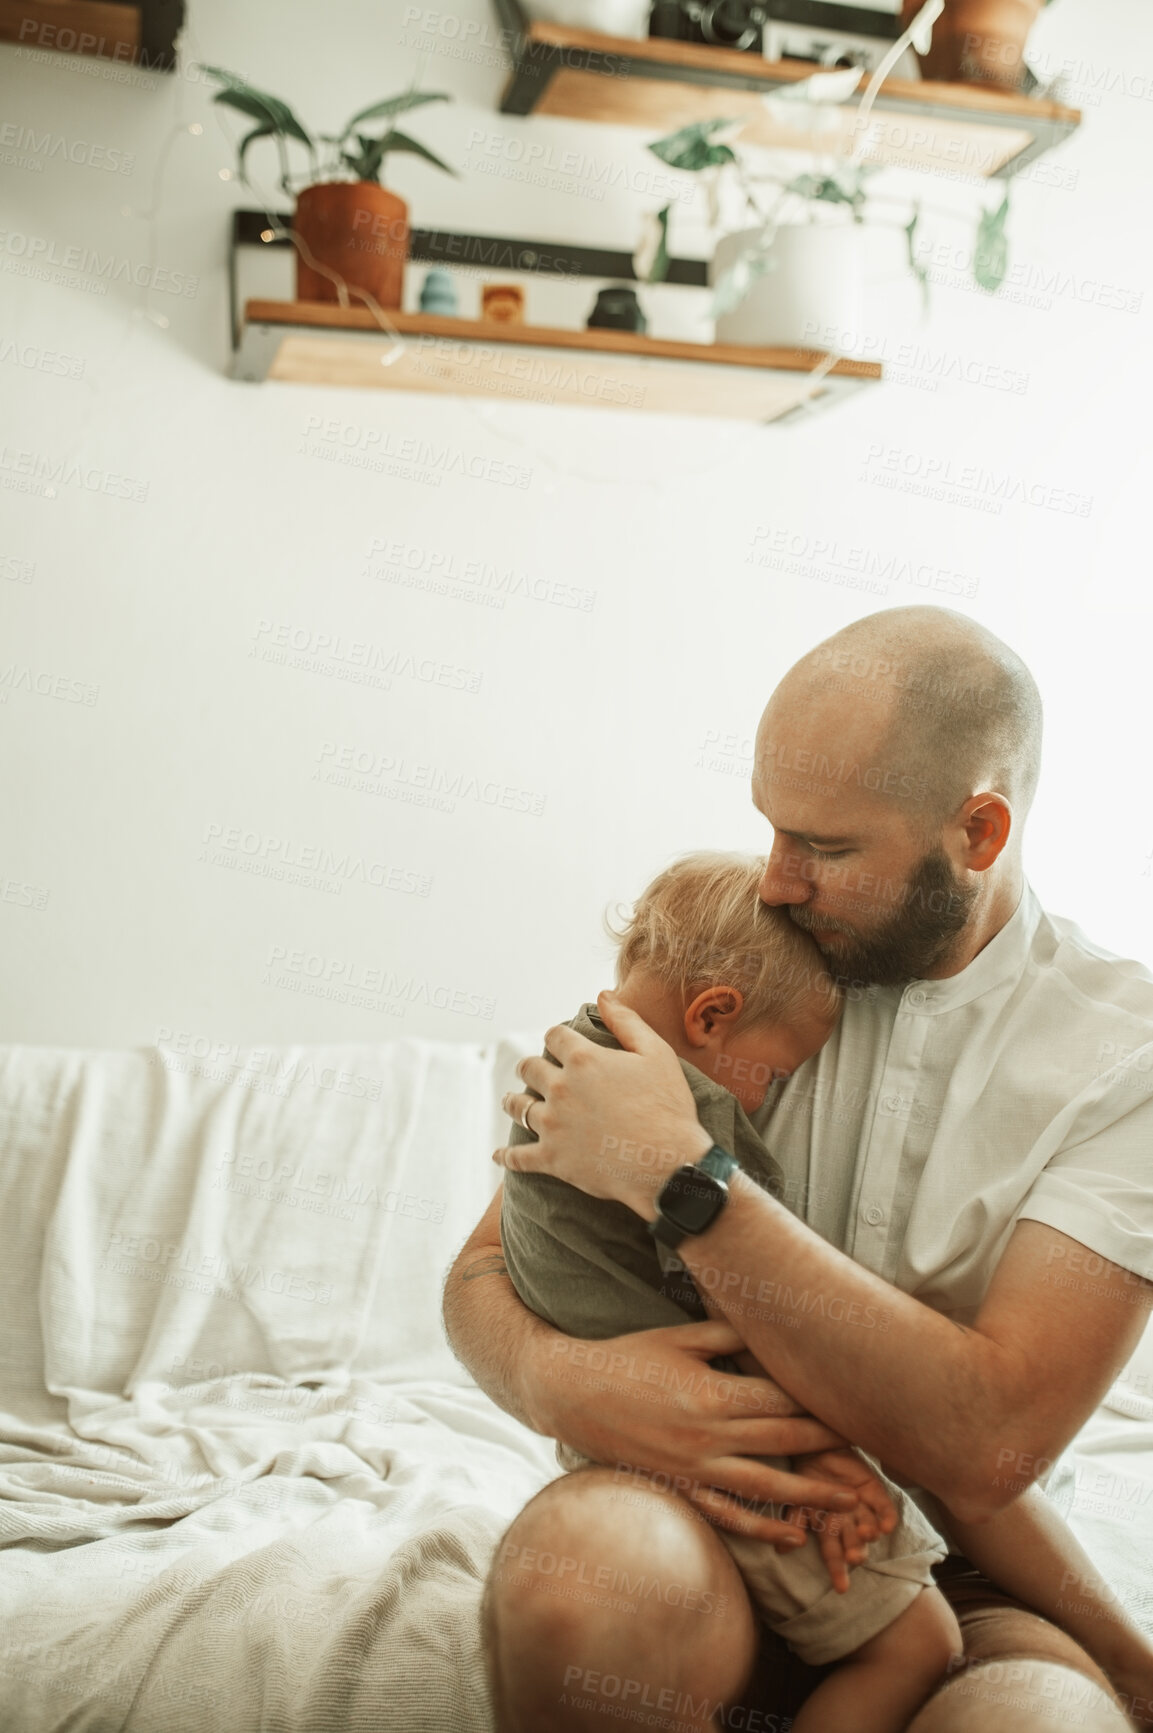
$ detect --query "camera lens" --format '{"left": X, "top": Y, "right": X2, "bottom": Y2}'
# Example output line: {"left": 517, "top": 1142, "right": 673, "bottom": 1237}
{"left": 699, "top": 0, "right": 763, "bottom": 50}
{"left": 649, "top": 0, "right": 765, "bottom": 50}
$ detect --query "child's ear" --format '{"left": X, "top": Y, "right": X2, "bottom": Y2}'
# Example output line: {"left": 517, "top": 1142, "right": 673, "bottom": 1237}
{"left": 683, "top": 986, "right": 744, "bottom": 1046}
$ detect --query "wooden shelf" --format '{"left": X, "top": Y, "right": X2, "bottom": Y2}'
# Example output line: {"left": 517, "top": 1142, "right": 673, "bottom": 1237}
{"left": 491, "top": 6, "right": 1080, "bottom": 179}
{"left": 0, "top": 0, "right": 183, "bottom": 70}
{"left": 236, "top": 300, "right": 882, "bottom": 423}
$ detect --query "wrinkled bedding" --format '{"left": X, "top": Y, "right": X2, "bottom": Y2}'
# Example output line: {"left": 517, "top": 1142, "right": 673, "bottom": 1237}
{"left": 0, "top": 1039, "right": 1148, "bottom": 1731}
{"left": 0, "top": 1040, "right": 558, "bottom": 1731}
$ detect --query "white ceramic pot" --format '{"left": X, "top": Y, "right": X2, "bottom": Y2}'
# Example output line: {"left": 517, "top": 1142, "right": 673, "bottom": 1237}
{"left": 521, "top": 0, "right": 652, "bottom": 36}
{"left": 711, "top": 222, "right": 864, "bottom": 350}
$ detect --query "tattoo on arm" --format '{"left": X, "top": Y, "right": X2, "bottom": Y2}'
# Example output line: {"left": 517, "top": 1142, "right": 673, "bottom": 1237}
{"left": 460, "top": 1253, "right": 509, "bottom": 1282}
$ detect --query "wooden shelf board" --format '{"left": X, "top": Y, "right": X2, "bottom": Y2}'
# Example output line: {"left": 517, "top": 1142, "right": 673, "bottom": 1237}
{"left": 238, "top": 301, "right": 881, "bottom": 423}
{"left": 0, "top": 0, "right": 139, "bottom": 57}
{"left": 498, "top": 17, "right": 1080, "bottom": 178}
{"left": 245, "top": 301, "right": 881, "bottom": 376}
{"left": 538, "top": 71, "right": 1035, "bottom": 176}
{"left": 522, "top": 22, "right": 1077, "bottom": 123}
{"left": 0, "top": 0, "right": 182, "bottom": 67}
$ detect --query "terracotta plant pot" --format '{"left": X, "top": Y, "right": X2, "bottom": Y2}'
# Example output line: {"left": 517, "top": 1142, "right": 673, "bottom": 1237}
{"left": 901, "top": 0, "right": 1041, "bottom": 88}
{"left": 292, "top": 181, "right": 409, "bottom": 307}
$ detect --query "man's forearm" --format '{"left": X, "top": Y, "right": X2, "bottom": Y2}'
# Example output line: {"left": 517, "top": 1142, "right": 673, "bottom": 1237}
{"left": 442, "top": 1189, "right": 555, "bottom": 1434}
{"left": 494, "top": 999, "right": 1150, "bottom": 1522}
{"left": 678, "top": 1171, "right": 1014, "bottom": 1512}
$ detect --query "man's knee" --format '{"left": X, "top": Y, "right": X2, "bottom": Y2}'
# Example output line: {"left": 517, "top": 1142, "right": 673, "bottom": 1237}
{"left": 908, "top": 1658, "right": 1134, "bottom": 1732}
{"left": 486, "top": 1468, "right": 742, "bottom": 1628}
{"left": 484, "top": 1467, "right": 758, "bottom": 1719}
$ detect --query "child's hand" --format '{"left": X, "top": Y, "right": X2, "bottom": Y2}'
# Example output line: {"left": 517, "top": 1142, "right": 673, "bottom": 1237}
{"left": 790, "top": 1448, "right": 900, "bottom": 1594}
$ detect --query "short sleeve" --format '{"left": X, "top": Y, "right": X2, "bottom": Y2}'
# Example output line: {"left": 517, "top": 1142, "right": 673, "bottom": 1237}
{"left": 1016, "top": 1050, "right": 1153, "bottom": 1282}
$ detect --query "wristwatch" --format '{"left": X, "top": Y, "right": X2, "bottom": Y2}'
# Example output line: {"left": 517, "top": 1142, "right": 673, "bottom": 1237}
{"left": 648, "top": 1144, "right": 738, "bottom": 1249}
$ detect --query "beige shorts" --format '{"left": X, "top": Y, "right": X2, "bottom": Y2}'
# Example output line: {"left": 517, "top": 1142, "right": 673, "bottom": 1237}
{"left": 557, "top": 1442, "right": 947, "bottom": 1667}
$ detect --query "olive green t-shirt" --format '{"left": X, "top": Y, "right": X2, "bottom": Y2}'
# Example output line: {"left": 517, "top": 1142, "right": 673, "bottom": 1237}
{"left": 500, "top": 1003, "right": 786, "bottom": 1340}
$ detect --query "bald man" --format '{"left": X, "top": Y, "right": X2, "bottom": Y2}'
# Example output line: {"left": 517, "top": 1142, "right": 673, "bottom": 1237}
{"left": 445, "top": 608, "right": 1153, "bottom": 1733}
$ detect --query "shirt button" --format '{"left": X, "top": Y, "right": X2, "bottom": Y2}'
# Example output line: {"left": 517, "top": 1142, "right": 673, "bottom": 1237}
{"left": 907, "top": 988, "right": 926, "bottom": 1008}
{"left": 863, "top": 1204, "right": 885, "bottom": 1226}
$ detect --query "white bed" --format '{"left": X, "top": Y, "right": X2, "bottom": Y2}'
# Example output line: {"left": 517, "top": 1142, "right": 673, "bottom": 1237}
{"left": 0, "top": 1040, "right": 1148, "bottom": 1730}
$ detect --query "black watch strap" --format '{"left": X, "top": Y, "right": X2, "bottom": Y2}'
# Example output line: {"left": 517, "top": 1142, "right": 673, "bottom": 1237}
{"left": 648, "top": 1144, "right": 738, "bottom": 1249}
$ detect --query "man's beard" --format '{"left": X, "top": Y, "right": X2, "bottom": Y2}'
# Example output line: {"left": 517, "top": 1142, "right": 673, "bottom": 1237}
{"left": 790, "top": 847, "right": 979, "bottom": 988}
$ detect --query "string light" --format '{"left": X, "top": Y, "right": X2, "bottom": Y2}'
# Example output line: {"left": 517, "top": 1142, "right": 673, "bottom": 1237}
{"left": 17, "top": 30, "right": 214, "bottom": 491}
{"left": 70, "top": 26, "right": 822, "bottom": 450}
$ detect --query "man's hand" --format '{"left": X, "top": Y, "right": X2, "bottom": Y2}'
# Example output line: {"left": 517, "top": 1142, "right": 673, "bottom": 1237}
{"left": 494, "top": 991, "right": 710, "bottom": 1218}
{"left": 789, "top": 1448, "right": 900, "bottom": 1594}
{"left": 443, "top": 1199, "right": 860, "bottom": 1545}
{"left": 535, "top": 1316, "right": 863, "bottom": 1546}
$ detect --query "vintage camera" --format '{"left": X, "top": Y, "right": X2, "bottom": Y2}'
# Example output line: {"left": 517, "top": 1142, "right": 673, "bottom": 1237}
{"left": 762, "top": 2, "right": 906, "bottom": 73}
{"left": 651, "top": 0, "right": 911, "bottom": 74}
{"left": 649, "top": 0, "right": 769, "bottom": 51}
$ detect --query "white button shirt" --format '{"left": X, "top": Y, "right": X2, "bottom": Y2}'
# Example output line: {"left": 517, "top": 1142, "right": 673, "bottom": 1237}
{"left": 752, "top": 881, "right": 1153, "bottom": 1328}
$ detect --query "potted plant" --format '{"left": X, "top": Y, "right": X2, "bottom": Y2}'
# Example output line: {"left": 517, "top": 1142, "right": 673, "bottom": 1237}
{"left": 636, "top": 19, "right": 1012, "bottom": 349}
{"left": 203, "top": 67, "right": 456, "bottom": 308}
{"left": 900, "top": 0, "right": 1051, "bottom": 89}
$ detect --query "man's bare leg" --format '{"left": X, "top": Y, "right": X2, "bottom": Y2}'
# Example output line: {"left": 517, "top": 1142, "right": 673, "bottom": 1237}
{"left": 910, "top": 1594, "right": 1138, "bottom": 1733}
{"left": 909, "top": 1660, "right": 1133, "bottom": 1731}
{"left": 484, "top": 1482, "right": 1142, "bottom": 1733}
{"left": 483, "top": 1467, "right": 760, "bottom": 1733}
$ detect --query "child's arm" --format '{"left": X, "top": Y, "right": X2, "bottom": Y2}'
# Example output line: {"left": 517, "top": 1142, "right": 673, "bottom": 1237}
{"left": 943, "top": 1488, "right": 1153, "bottom": 1725}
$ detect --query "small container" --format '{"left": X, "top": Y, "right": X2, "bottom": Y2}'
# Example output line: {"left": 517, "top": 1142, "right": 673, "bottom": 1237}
{"left": 587, "top": 285, "right": 647, "bottom": 333}
{"left": 419, "top": 268, "right": 459, "bottom": 315}
{"left": 482, "top": 284, "right": 526, "bottom": 324}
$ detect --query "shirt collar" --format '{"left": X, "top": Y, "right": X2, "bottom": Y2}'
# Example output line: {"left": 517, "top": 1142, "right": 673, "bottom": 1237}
{"left": 896, "top": 880, "right": 1042, "bottom": 1015}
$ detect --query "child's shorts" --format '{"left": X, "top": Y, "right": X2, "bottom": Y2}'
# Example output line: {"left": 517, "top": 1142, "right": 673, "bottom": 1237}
{"left": 556, "top": 1442, "right": 947, "bottom": 1667}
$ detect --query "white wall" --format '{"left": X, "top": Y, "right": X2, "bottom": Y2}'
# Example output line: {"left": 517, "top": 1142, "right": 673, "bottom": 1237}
{"left": 1, "top": 0, "right": 1151, "bottom": 1048}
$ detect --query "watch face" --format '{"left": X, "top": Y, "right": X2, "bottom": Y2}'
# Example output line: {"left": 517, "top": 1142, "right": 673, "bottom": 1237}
{"left": 661, "top": 1164, "right": 726, "bottom": 1233}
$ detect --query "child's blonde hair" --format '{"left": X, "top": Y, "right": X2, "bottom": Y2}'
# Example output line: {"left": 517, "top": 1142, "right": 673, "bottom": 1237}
{"left": 609, "top": 852, "right": 841, "bottom": 1032}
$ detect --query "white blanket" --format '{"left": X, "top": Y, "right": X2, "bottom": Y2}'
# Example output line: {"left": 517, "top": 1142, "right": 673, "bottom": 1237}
{"left": 0, "top": 1039, "right": 1150, "bottom": 1731}
{"left": 0, "top": 1040, "right": 558, "bottom": 1732}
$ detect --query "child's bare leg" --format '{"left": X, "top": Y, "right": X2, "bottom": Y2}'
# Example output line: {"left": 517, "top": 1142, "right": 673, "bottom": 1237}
{"left": 792, "top": 1587, "right": 963, "bottom": 1733}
